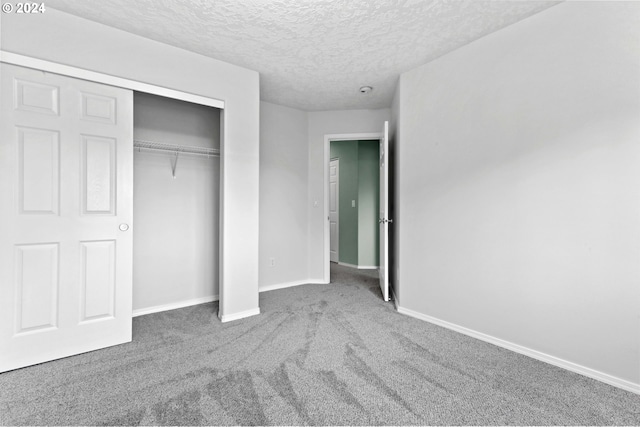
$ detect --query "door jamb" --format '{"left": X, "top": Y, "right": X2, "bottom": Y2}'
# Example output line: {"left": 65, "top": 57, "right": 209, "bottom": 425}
{"left": 323, "top": 132, "right": 382, "bottom": 284}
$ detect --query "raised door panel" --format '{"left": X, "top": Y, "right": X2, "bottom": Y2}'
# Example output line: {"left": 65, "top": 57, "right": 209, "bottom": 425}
{"left": 81, "top": 135, "right": 116, "bottom": 215}
{"left": 80, "top": 240, "right": 115, "bottom": 322}
{"left": 81, "top": 92, "right": 116, "bottom": 124}
{"left": 330, "top": 182, "right": 337, "bottom": 213}
{"left": 330, "top": 223, "right": 338, "bottom": 252}
{"left": 14, "top": 79, "right": 59, "bottom": 115}
{"left": 14, "top": 243, "right": 59, "bottom": 334}
{"left": 18, "top": 127, "right": 60, "bottom": 214}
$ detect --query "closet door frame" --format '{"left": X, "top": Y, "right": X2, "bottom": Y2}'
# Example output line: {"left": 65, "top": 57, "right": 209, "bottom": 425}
{"left": 0, "top": 50, "right": 227, "bottom": 325}
{"left": 0, "top": 52, "right": 225, "bottom": 110}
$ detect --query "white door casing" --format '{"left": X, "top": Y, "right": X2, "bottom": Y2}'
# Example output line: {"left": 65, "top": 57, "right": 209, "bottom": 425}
{"left": 329, "top": 158, "right": 339, "bottom": 263}
{"left": 378, "top": 121, "right": 390, "bottom": 302}
{"left": 0, "top": 63, "right": 134, "bottom": 372}
{"left": 323, "top": 132, "right": 381, "bottom": 283}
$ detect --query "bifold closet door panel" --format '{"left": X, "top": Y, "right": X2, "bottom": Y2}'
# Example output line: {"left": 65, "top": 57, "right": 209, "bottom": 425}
{"left": 0, "top": 63, "right": 134, "bottom": 372}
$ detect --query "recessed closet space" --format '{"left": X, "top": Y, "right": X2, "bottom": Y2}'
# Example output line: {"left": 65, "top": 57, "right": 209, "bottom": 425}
{"left": 132, "top": 92, "right": 221, "bottom": 315}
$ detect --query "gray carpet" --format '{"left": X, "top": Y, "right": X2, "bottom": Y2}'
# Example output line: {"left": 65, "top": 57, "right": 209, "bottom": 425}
{"left": 1, "top": 264, "right": 639, "bottom": 426}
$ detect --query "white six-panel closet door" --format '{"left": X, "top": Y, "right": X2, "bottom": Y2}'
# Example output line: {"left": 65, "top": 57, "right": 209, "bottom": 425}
{"left": 0, "top": 63, "right": 134, "bottom": 372}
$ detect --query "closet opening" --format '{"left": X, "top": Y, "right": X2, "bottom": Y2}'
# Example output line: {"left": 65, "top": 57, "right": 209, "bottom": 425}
{"left": 132, "top": 92, "right": 222, "bottom": 316}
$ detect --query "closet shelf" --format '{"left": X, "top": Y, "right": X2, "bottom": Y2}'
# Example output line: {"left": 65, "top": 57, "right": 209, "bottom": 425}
{"left": 133, "top": 139, "right": 220, "bottom": 157}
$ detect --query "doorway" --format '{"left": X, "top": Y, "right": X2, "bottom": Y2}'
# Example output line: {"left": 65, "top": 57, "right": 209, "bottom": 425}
{"left": 323, "top": 133, "right": 381, "bottom": 283}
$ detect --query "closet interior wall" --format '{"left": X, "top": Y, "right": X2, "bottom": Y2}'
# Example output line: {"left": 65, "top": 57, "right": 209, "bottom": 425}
{"left": 133, "top": 92, "right": 221, "bottom": 314}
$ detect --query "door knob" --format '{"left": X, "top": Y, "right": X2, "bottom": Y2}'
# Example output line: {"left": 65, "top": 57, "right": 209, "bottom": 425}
{"left": 119, "top": 223, "right": 130, "bottom": 231}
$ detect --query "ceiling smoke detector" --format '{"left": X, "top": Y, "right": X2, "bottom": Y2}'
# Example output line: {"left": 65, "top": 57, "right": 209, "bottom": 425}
{"left": 359, "top": 86, "right": 373, "bottom": 94}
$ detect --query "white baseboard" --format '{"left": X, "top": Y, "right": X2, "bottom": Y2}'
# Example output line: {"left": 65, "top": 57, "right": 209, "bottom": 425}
{"left": 306, "top": 278, "right": 329, "bottom": 284}
{"left": 133, "top": 295, "right": 218, "bottom": 317}
{"left": 338, "top": 262, "right": 358, "bottom": 268}
{"left": 219, "top": 307, "right": 260, "bottom": 323}
{"left": 133, "top": 277, "right": 328, "bottom": 321}
{"left": 338, "top": 262, "right": 378, "bottom": 270}
{"left": 260, "top": 278, "right": 332, "bottom": 293}
{"left": 389, "top": 285, "right": 399, "bottom": 311}
{"left": 260, "top": 279, "right": 311, "bottom": 293}
{"left": 397, "top": 305, "right": 640, "bottom": 395}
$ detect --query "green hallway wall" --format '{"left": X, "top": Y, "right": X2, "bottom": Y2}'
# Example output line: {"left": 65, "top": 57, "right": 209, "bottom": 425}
{"left": 357, "top": 141, "right": 380, "bottom": 267}
{"left": 330, "top": 141, "right": 359, "bottom": 265}
{"left": 330, "top": 140, "right": 379, "bottom": 267}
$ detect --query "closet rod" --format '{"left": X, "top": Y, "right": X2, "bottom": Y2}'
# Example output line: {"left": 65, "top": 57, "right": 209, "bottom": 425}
{"left": 133, "top": 139, "right": 220, "bottom": 157}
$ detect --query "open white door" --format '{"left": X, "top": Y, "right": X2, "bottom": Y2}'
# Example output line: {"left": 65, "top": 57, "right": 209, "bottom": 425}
{"left": 378, "top": 121, "right": 390, "bottom": 301}
{"left": 0, "top": 63, "right": 134, "bottom": 372}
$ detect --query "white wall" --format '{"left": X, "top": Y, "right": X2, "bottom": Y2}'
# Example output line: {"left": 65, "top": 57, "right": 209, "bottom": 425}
{"left": 307, "top": 109, "right": 391, "bottom": 280}
{"left": 259, "top": 102, "right": 309, "bottom": 289}
{"left": 396, "top": 1, "right": 640, "bottom": 388}
{"left": 133, "top": 93, "right": 220, "bottom": 312}
{"left": 260, "top": 105, "right": 390, "bottom": 287}
{"left": 1, "top": 8, "right": 260, "bottom": 321}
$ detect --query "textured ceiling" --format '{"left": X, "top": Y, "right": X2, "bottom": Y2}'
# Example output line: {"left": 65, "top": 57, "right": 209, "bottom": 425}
{"left": 46, "top": 0, "right": 560, "bottom": 111}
